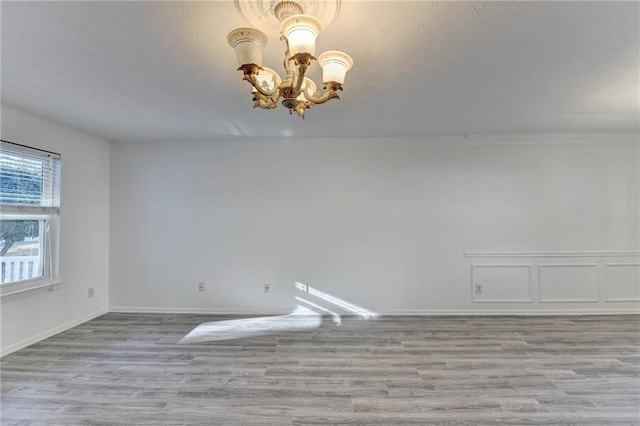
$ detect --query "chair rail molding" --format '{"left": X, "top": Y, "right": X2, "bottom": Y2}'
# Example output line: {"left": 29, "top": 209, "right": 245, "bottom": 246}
{"left": 464, "top": 250, "right": 640, "bottom": 258}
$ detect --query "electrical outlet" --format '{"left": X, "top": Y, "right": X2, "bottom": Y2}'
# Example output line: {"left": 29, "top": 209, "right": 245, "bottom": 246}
{"left": 475, "top": 284, "right": 483, "bottom": 294}
{"left": 198, "top": 282, "right": 205, "bottom": 292}
{"left": 88, "top": 287, "right": 95, "bottom": 298}
{"left": 264, "top": 283, "right": 270, "bottom": 293}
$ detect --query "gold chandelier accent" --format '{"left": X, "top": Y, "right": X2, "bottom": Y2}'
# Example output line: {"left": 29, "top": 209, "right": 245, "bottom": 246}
{"left": 227, "top": 1, "right": 353, "bottom": 119}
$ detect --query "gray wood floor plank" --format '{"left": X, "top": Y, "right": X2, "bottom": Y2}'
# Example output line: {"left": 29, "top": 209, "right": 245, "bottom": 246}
{"left": 1, "top": 313, "right": 639, "bottom": 425}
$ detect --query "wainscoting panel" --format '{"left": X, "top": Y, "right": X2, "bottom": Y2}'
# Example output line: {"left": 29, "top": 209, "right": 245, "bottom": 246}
{"left": 465, "top": 251, "right": 639, "bottom": 310}
{"left": 605, "top": 263, "right": 640, "bottom": 302}
{"left": 471, "top": 264, "right": 532, "bottom": 303}
{"left": 538, "top": 264, "right": 599, "bottom": 302}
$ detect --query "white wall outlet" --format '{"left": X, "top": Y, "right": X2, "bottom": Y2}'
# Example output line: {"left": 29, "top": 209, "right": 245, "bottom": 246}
{"left": 475, "top": 284, "right": 483, "bottom": 294}
{"left": 88, "top": 287, "right": 95, "bottom": 298}
{"left": 264, "top": 283, "right": 270, "bottom": 293}
{"left": 198, "top": 282, "right": 205, "bottom": 292}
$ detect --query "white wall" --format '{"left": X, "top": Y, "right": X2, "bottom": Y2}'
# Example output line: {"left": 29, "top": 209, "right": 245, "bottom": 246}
{"left": 1, "top": 104, "right": 111, "bottom": 355}
{"left": 109, "top": 135, "right": 639, "bottom": 315}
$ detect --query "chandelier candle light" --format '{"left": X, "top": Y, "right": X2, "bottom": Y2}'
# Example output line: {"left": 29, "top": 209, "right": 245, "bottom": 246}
{"left": 227, "top": 1, "right": 353, "bottom": 118}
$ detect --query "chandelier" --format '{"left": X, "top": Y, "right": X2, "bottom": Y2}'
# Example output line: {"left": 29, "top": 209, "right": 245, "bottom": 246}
{"left": 227, "top": 1, "right": 353, "bottom": 119}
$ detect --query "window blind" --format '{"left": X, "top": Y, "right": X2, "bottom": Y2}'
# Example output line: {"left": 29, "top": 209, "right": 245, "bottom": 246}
{"left": 0, "top": 140, "right": 61, "bottom": 214}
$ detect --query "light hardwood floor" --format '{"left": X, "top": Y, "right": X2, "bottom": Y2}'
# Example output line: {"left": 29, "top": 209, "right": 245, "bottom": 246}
{"left": 1, "top": 313, "right": 639, "bottom": 425}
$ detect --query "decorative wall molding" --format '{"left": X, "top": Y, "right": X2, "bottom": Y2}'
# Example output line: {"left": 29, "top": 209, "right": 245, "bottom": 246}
{"left": 466, "top": 252, "right": 640, "bottom": 306}
{"left": 471, "top": 264, "right": 532, "bottom": 303}
{"left": 605, "top": 263, "right": 640, "bottom": 302}
{"left": 1, "top": 308, "right": 108, "bottom": 357}
{"left": 537, "top": 264, "right": 599, "bottom": 303}
{"left": 464, "top": 250, "right": 640, "bottom": 258}
{"left": 465, "top": 132, "right": 639, "bottom": 147}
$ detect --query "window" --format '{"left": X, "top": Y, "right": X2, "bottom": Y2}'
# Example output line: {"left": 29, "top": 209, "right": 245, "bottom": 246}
{"left": 0, "top": 140, "right": 61, "bottom": 297}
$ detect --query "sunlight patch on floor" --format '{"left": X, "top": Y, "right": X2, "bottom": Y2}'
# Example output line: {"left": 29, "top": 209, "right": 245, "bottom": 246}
{"left": 179, "top": 305, "right": 321, "bottom": 344}
{"left": 180, "top": 282, "right": 378, "bottom": 344}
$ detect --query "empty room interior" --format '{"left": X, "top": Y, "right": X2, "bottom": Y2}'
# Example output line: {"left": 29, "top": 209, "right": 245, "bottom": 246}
{"left": 1, "top": 1, "right": 639, "bottom": 425}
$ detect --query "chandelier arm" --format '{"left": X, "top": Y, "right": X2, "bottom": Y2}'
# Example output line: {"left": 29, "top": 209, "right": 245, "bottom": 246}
{"left": 253, "top": 93, "right": 280, "bottom": 110}
{"left": 253, "top": 87, "right": 280, "bottom": 101}
{"left": 292, "top": 67, "right": 306, "bottom": 97}
{"left": 278, "top": 35, "right": 301, "bottom": 97}
{"left": 303, "top": 89, "right": 340, "bottom": 105}
{"left": 282, "top": 35, "right": 294, "bottom": 73}
{"left": 293, "top": 101, "right": 311, "bottom": 118}
{"left": 243, "top": 76, "right": 280, "bottom": 98}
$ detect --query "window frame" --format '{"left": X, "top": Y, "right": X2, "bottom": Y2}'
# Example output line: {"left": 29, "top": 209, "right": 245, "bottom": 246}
{"left": 1, "top": 140, "right": 61, "bottom": 299}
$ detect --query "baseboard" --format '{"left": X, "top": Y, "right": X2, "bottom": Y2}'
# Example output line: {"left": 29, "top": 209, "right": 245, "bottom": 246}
{"left": 381, "top": 308, "right": 640, "bottom": 316}
{"left": 108, "top": 306, "right": 291, "bottom": 315}
{"left": 110, "top": 306, "right": 640, "bottom": 317}
{"left": 1, "top": 307, "right": 108, "bottom": 357}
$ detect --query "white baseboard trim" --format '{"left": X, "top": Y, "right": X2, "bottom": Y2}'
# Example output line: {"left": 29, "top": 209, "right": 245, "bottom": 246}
{"left": 1, "top": 308, "right": 108, "bottom": 357}
{"left": 381, "top": 308, "right": 640, "bottom": 316}
{"left": 108, "top": 306, "right": 291, "bottom": 315}
{"left": 110, "top": 306, "right": 639, "bottom": 317}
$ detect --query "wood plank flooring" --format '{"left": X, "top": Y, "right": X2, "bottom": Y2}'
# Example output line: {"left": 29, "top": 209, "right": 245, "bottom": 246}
{"left": 1, "top": 313, "right": 639, "bottom": 425}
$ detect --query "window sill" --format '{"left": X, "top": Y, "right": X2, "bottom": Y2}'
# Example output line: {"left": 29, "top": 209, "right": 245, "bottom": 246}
{"left": 1, "top": 281, "right": 63, "bottom": 302}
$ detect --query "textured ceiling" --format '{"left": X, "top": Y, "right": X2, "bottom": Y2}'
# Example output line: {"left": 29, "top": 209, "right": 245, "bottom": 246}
{"left": 1, "top": 1, "right": 638, "bottom": 143}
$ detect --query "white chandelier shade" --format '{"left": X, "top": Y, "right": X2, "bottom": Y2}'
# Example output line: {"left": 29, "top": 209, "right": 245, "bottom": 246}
{"left": 227, "top": 28, "right": 267, "bottom": 68}
{"left": 318, "top": 50, "right": 353, "bottom": 85}
{"left": 280, "top": 14, "right": 321, "bottom": 57}
{"left": 227, "top": 1, "right": 353, "bottom": 119}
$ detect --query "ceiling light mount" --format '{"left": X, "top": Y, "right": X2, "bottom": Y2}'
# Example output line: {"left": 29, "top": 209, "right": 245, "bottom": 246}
{"left": 234, "top": 0, "right": 341, "bottom": 35}
{"left": 228, "top": 0, "right": 352, "bottom": 118}
{"left": 274, "top": 1, "right": 304, "bottom": 21}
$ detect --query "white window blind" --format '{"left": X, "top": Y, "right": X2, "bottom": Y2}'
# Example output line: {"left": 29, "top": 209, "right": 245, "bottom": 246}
{"left": 1, "top": 140, "right": 61, "bottom": 297}
{"left": 1, "top": 141, "right": 61, "bottom": 214}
